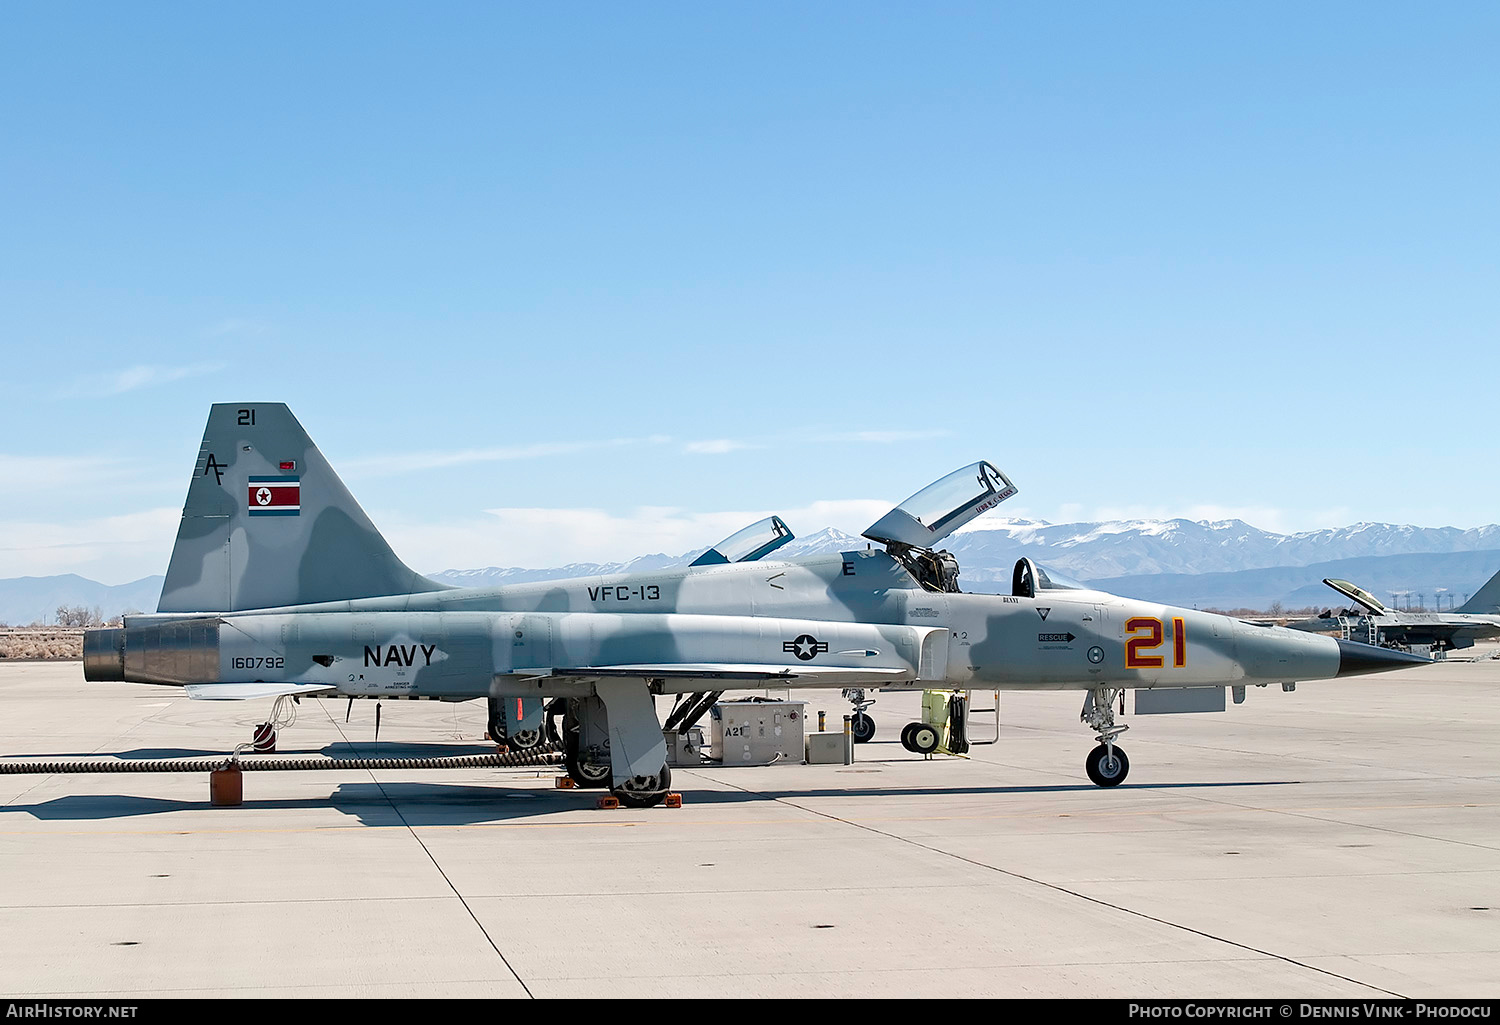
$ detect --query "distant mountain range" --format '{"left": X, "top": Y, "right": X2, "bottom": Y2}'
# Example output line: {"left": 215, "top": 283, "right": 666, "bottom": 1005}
{"left": 6, "top": 517, "right": 1500, "bottom": 624}
{"left": 0, "top": 574, "right": 165, "bottom": 628}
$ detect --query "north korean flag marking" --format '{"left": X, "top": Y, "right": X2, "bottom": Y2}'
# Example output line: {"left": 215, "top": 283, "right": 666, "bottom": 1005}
{"left": 248, "top": 475, "right": 300, "bottom": 516}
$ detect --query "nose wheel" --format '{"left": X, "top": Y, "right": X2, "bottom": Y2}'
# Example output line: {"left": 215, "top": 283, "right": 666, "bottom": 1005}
{"left": 850, "top": 712, "right": 876, "bottom": 744}
{"left": 1085, "top": 743, "right": 1129, "bottom": 787}
{"left": 843, "top": 688, "right": 876, "bottom": 744}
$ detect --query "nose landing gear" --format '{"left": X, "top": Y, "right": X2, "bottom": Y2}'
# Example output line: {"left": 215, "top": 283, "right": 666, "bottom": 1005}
{"left": 1081, "top": 687, "right": 1130, "bottom": 787}
{"left": 843, "top": 688, "right": 876, "bottom": 743}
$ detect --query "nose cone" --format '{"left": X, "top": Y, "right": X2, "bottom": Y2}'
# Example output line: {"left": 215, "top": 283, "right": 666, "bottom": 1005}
{"left": 1336, "top": 639, "right": 1431, "bottom": 676}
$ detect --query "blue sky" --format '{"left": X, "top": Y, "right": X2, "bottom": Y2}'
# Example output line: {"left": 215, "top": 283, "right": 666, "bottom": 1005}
{"left": 2, "top": 3, "right": 1498, "bottom": 583}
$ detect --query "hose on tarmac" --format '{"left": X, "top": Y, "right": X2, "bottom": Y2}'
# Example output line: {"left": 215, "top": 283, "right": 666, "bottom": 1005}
{"left": 0, "top": 747, "right": 564, "bottom": 775}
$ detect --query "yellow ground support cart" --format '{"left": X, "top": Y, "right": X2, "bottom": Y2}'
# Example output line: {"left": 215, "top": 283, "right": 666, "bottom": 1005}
{"left": 900, "top": 690, "right": 1000, "bottom": 756}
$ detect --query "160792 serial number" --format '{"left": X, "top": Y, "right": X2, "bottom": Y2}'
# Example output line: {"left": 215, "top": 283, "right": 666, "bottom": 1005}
{"left": 231, "top": 656, "right": 285, "bottom": 670}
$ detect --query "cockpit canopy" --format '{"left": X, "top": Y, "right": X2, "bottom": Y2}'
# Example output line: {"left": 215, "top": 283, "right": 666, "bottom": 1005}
{"left": 862, "top": 461, "right": 1017, "bottom": 550}
{"left": 1012, "top": 557, "right": 1087, "bottom": 598}
{"left": 690, "top": 516, "right": 794, "bottom": 567}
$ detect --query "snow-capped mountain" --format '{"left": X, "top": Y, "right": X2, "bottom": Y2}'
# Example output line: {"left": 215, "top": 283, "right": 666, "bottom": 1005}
{"left": 943, "top": 518, "right": 1500, "bottom": 585}
{"left": 11, "top": 518, "right": 1499, "bottom": 624}
{"left": 426, "top": 518, "right": 1500, "bottom": 592}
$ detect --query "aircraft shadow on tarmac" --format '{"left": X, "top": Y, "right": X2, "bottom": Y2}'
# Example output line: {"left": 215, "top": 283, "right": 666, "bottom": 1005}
{"left": 0, "top": 779, "right": 1300, "bottom": 827}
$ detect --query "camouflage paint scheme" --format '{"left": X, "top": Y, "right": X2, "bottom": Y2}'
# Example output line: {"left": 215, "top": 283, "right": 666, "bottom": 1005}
{"left": 85, "top": 404, "right": 1428, "bottom": 792}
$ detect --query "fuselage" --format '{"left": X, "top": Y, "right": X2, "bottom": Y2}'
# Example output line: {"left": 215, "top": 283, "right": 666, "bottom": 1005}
{"left": 91, "top": 548, "right": 1350, "bottom": 697}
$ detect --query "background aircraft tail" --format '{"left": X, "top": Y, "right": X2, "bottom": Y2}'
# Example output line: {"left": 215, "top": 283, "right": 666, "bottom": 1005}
{"left": 1455, "top": 566, "right": 1500, "bottom": 615}
{"left": 157, "top": 403, "right": 448, "bottom": 613}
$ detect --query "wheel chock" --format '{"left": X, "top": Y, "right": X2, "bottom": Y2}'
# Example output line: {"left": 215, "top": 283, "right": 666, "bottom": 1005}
{"left": 595, "top": 796, "right": 620, "bottom": 810}
{"left": 209, "top": 766, "right": 243, "bottom": 807}
{"left": 663, "top": 793, "right": 683, "bottom": 808}
{"left": 554, "top": 776, "right": 576, "bottom": 789}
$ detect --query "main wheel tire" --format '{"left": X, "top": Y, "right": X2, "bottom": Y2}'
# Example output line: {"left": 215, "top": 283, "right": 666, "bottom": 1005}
{"left": 909, "top": 723, "right": 940, "bottom": 755}
{"left": 506, "top": 727, "right": 544, "bottom": 751}
{"left": 613, "top": 764, "right": 672, "bottom": 809}
{"left": 850, "top": 712, "right": 876, "bottom": 744}
{"left": 900, "top": 721, "right": 922, "bottom": 752}
{"left": 564, "top": 733, "right": 612, "bottom": 789}
{"left": 1085, "top": 744, "right": 1130, "bottom": 787}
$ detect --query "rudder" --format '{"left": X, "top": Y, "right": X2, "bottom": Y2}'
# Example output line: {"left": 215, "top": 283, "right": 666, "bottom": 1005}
{"left": 1456, "top": 566, "right": 1500, "bottom": 616}
{"left": 157, "top": 403, "right": 448, "bottom": 612}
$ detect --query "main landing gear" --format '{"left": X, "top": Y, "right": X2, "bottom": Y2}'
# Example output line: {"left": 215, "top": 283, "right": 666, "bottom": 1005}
{"left": 561, "top": 695, "right": 673, "bottom": 808}
{"left": 1081, "top": 687, "right": 1130, "bottom": 788}
{"left": 487, "top": 696, "right": 550, "bottom": 752}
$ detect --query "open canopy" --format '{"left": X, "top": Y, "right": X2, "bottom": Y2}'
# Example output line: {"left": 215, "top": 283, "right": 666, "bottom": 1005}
{"left": 690, "top": 516, "right": 795, "bottom": 566}
{"left": 862, "top": 461, "right": 1017, "bottom": 549}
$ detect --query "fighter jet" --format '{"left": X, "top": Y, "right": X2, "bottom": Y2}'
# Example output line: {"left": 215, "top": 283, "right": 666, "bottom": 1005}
{"left": 83, "top": 404, "right": 1428, "bottom": 806}
{"left": 1280, "top": 571, "right": 1500, "bottom": 653}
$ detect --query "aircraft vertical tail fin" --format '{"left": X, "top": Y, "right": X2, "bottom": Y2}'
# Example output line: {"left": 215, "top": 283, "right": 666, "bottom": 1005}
{"left": 1455, "top": 566, "right": 1500, "bottom": 615}
{"left": 157, "top": 403, "right": 449, "bottom": 613}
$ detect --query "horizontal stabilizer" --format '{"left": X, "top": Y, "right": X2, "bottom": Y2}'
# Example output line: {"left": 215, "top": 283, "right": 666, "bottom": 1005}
{"left": 184, "top": 682, "right": 338, "bottom": 701}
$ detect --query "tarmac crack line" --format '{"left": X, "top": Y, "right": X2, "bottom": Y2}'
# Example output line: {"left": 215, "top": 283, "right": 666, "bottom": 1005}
{"left": 696, "top": 773, "right": 1408, "bottom": 999}
{"left": 1154, "top": 782, "right": 1500, "bottom": 855}
{"left": 319, "top": 701, "right": 534, "bottom": 999}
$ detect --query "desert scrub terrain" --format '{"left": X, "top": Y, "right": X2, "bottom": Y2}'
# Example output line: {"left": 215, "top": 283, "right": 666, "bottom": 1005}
{"left": 0, "top": 629, "right": 85, "bottom": 660}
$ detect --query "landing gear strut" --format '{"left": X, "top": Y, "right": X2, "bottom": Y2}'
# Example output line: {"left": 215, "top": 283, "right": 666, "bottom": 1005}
{"left": 1081, "top": 687, "right": 1129, "bottom": 787}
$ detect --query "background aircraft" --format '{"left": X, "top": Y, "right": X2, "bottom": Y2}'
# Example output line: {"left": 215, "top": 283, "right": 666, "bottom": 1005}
{"left": 83, "top": 404, "right": 1426, "bottom": 806}
{"left": 1281, "top": 571, "right": 1500, "bottom": 652}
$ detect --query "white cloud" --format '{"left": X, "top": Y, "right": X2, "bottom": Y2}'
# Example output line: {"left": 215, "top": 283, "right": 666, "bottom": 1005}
{"left": 0, "top": 454, "right": 130, "bottom": 491}
{"left": 381, "top": 498, "right": 894, "bottom": 571}
{"left": 683, "top": 439, "right": 760, "bottom": 455}
{"left": 0, "top": 507, "right": 181, "bottom": 582}
{"left": 54, "top": 362, "right": 225, "bottom": 398}
{"left": 204, "top": 319, "right": 270, "bottom": 338}
{"left": 342, "top": 436, "right": 673, "bottom": 478}
{"left": 817, "top": 430, "right": 952, "bottom": 444}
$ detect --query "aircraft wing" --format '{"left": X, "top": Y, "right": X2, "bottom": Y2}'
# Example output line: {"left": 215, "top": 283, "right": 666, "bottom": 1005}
{"left": 184, "top": 682, "right": 339, "bottom": 701}
{"left": 515, "top": 664, "right": 915, "bottom": 686}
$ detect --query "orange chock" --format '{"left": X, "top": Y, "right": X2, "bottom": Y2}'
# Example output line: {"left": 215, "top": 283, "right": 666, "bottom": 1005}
{"left": 596, "top": 796, "right": 621, "bottom": 810}
{"left": 554, "top": 776, "right": 577, "bottom": 789}
{"left": 663, "top": 793, "right": 683, "bottom": 808}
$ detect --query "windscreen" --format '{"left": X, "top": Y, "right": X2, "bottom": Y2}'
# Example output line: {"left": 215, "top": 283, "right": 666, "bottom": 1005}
{"left": 690, "top": 516, "right": 794, "bottom": 566}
